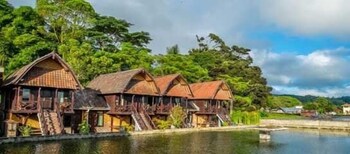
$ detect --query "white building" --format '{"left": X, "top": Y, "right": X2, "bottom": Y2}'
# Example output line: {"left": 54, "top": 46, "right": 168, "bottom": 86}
{"left": 342, "top": 103, "right": 350, "bottom": 115}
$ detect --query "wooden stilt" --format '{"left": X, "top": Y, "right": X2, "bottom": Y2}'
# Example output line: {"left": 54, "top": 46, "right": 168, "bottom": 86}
{"left": 110, "top": 115, "right": 113, "bottom": 132}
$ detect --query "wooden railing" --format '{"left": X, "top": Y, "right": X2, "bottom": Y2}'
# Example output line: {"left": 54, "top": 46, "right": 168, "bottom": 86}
{"left": 55, "top": 102, "right": 65, "bottom": 134}
{"left": 16, "top": 101, "right": 38, "bottom": 112}
{"left": 131, "top": 105, "right": 148, "bottom": 130}
{"left": 59, "top": 102, "right": 73, "bottom": 113}
{"left": 156, "top": 104, "right": 172, "bottom": 113}
{"left": 38, "top": 104, "right": 48, "bottom": 135}
{"left": 114, "top": 105, "right": 133, "bottom": 113}
{"left": 140, "top": 106, "right": 156, "bottom": 129}
{"left": 198, "top": 106, "right": 218, "bottom": 114}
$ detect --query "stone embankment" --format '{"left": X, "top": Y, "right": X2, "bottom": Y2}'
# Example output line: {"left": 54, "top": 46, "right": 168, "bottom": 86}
{"left": 0, "top": 126, "right": 257, "bottom": 144}
{"left": 261, "top": 119, "right": 350, "bottom": 130}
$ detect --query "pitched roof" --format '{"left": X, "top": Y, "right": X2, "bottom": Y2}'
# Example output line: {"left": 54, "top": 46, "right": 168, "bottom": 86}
{"left": 74, "top": 88, "right": 110, "bottom": 110}
{"left": 190, "top": 80, "right": 232, "bottom": 100}
{"left": 87, "top": 68, "right": 160, "bottom": 95}
{"left": 155, "top": 74, "right": 194, "bottom": 98}
{"left": 2, "top": 52, "right": 82, "bottom": 89}
{"left": 342, "top": 103, "right": 350, "bottom": 107}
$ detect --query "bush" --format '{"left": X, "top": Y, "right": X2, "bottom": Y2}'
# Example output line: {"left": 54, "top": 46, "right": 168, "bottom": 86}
{"left": 78, "top": 120, "right": 90, "bottom": 135}
{"left": 18, "top": 125, "right": 31, "bottom": 137}
{"left": 231, "top": 110, "right": 260, "bottom": 125}
{"left": 169, "top": 106, "right": 186, "bottom": 128}
{"left": 260, "top": 111, "right": 269, "bottom": 118}
{"left": 231, "top": 110, "right": 243, "bottom": 124}
{"left": 124, "top": 125, "right": 134, "bottom": 132}
{"left": 154, "top": 118, "right": 171, "bottom": 129}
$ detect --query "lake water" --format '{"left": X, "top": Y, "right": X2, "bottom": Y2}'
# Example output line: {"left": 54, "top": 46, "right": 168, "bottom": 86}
{"left": 1, "top": 129, "right": 350, "bottom": 154}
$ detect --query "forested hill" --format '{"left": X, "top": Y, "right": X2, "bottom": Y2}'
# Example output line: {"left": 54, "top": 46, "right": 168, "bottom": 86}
{"left": 274, "top": 94, "right": 350, "bottom": 106}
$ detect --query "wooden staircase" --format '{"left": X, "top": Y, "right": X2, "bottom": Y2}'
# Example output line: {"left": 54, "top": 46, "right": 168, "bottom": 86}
{"left": 131, "top": 106, "right": 156, "bottom": 131}
{"left": 31, "top": 128, "right": 43, "bottom": 136}
{"left": 38, "top": 110, "right": 64, "bottom": 135}
{"left": 217, "top": 113, "right": 233, "bottom": 126}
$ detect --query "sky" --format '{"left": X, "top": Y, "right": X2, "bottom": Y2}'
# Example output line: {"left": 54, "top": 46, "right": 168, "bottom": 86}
{"left": 9, "top": 0, "right": 350, "bottom": 97}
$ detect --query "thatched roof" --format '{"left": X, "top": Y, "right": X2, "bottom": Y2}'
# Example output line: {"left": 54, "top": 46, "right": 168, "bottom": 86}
{"left": 74, "top": 88, "right": 109, "bottom": 110}
{"left": 2, "top": 52, "right": 82, "bottom": 89}
{"left": 87, "top": 68, "right": 160, "bottom": 95}
{"left": 155, "top": 74, "right": 193, "bottom": 98}
{"left": 190, "top": 80, "right": 233, "bottom": 100}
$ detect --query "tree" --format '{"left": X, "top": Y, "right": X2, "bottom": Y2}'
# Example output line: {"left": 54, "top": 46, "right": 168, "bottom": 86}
{"left": 189, "top": 34, "right": 272, "bottom": 109}
{"left": 0, "top": 5, "right": 55, "bottom": 75}
{"left": 152, "top": 45, "right": 210, "bottom": 83}
{"left": 303, "top": 97, "right": 336, "bottom": 113}
{"left": 2, "top": 0, "right": 154, "bottom": 84}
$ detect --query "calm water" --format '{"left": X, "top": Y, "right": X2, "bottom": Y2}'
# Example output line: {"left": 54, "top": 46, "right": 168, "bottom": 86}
{"left": 1, "top": 129, "right": 350, "bottom": 154}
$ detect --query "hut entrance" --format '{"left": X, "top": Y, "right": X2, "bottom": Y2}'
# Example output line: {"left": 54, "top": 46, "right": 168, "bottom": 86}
{"left": 40, "top": 89, "right": 55, "bottom": 110}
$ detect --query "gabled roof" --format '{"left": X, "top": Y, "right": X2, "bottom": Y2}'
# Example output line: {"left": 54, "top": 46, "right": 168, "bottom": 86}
{"left": 342, "top": 103, "right": 350, "bottom": 107}
{"left": 74, "top": 88, "right": 110, "bottom": 110}
{"left": 87, "top": 68, "right": 160, "bottom": 95}
{"left": 155, "top": 74, "right": 194, "bottom": 98}
{"left": 190, "top": 80, "right": 233, "bottom": 100}
{"left": 2, "top": 52, "right": 82, "bottom": 89}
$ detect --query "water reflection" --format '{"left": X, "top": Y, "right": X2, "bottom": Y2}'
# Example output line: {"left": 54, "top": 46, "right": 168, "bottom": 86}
{"left": 1, "top": 129, "right": 350, "bottom": 154}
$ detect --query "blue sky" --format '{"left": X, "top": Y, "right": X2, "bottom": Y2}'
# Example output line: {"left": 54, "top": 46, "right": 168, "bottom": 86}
{"left": 9, "top": 0, "right": 350, "bottom": 97}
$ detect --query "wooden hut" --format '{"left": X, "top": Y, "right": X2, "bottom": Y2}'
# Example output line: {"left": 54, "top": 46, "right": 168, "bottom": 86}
{"left": 87, "top": 69, "right": 159, "bottom": 131}
{"left": 73, "top": 88, "right": 110, "bottom": 133}
{"left": 189, "top": 81, "right": 233, "bottom": 127}
{"left": 1, "top": 52, "right": 82, "bottom": 136}
{"left": 154, "top": 74, "right": 197, "bottom": 127}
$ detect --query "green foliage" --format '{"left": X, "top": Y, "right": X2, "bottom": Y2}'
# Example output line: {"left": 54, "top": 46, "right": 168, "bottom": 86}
{"left": 2, "top": 0, "right": 153, "bottom": 84}
{"left": 231, "top": 110, "right": 260, "bottom": 125}
{"left": 18, "top": 125, "right": 31, "bottom": 137}
{"left": 260, "top": 111, "right": 269, "bottom": 118}
{"left": 152, "top": 45, "right": 210, "bottom": 83}
{"left": 222, "top": 122, "right": 229, "bottom": 127}
{"left": 154, "top": 118, "right": 171, "bottom": 130}
{"left": 124, "top": 125, "right": 134, "bottom": 132}
{"left": 169, "top": 106, "right": 187, "bottom": 128}
{"left": 189, "top": 34, "right": 271, "bottom": 108}
{"left": 3, "top": 0, "right": 270, "bottom": 111}
{"left": 267, "top": 96, "right": 302, "bottom": 109}
{"left": 303, "top": 97, "right": 336, "bottom": 114}
{"left": 231, "top": 110, "right": 243, "bottom": 124}
{"left": 78, "top": 120, "right": 90, "bottom": 135}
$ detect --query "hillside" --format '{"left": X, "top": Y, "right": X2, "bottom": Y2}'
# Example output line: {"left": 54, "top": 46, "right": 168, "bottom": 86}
{"left": 274, "top": 94, "right": 350, "bottom": 106}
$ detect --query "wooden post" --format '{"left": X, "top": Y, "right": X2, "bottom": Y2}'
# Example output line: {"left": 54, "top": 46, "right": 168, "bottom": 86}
{"left": 55, "top": 89, "right": 58, "bottom": 111}
{"left": 119, "top": 116, "right": 122, "bottom": 127}
{"left": 11, "top": 88, "right": 18, "bottom": 111}
{"left": 110, "top": 115, "right": 113, "bottom": 132}
{"left": 37, "top": 88, "right": 41, "bottom": 112}
{"left": 71, "top": 90, "right": 75, "bottom": 112}
{"left": 17, "top": 86, "right": 21, "bottom": 110}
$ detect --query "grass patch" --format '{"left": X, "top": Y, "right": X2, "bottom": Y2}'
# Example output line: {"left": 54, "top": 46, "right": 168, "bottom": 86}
{"left": 261, "top": 113, "right": 304, "bottom": 120}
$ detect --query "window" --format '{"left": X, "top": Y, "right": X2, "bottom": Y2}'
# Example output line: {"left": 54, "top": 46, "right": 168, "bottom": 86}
{"left": 174, "top": 97, "right": 180, "bottom": 106}
{"left": 22, "top": 88, "right": 30, "bottom": 103}
{"left": 97, "top": 112, "right": 104, "bottom": 127}
{"left": 58, "top": 91, "right": 71, "bottom": 104}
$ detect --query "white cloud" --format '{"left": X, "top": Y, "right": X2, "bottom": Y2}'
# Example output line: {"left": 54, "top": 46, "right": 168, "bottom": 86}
{"left": 258, "top": 0, "right": 350, "bottom": 37}
{"left": 252, "top": 47, "right": 350, "bottom": 96}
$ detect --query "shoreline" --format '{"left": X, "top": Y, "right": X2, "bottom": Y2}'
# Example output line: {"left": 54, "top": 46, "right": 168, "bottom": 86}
{"left": 260, "top": 119, "right": 350, "bottom": 130}
{"left": 3, "top": 120, "right": 350, "bottom": 145}
{"left": 0, "top": 126, "right": 257, "bottom": 145}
